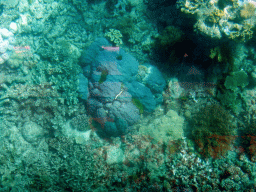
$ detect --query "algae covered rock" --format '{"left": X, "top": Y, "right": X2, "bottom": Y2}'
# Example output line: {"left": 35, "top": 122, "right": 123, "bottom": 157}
{"left": 224, "top": 70, "right": 248, "bottom": 91}
{"left": 137, "top": 63, "right": 166, "bottom": 94}
{"left": 217, "top": 90, "right": 242, "bottom": 113}
{"left": 106, "top": 145, "right": 124, "bottom": 165}
{"left": 21, "top": 121, "right": 45, "bottom": 144}
{"left": 158, "top": 26, "right": 183, "bottom": 47}
{"left": 139, "top": 109, "right": 184, "bottom": 143}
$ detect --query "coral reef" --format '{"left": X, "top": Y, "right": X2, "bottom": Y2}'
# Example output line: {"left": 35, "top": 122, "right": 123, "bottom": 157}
{"left": 0, "top": 28, "right": 15, "bottom": 65}
{"left": 224, "top": 70, "right": 249, "bottom": 91}
{"left": 217, "top": 89, "right": 242, "bottom": 113}
{"left": 138, "top": 109, "right": 185, "bottom": 143}
{"left": 0, "top": 0, "right": 256, "bottom": 191}
{"left": 213, "top": 42, "right": 256, "bottom": 114}
{"left": 177, "top": 0, "right": 256, "bottom": 41}
{"left": 1, "top": 121, "right": 256, "bottom": 191}
{"left": 21, "top": 121, "right": 45, "bottom": 145}
{"left": 0, "top": 82, "right": 77, "bottom": 135}
{"left": 0, "top": 0, "right": 19, "bottom": 8}
{"left": 70, "top": 114, "right": 90, "bottom": 132}
{"left": 244, "top": 122, "right": 256, "bottom": 162}
{"left": 80, "top": 38, "right": 165, "bottom": 137}
{"left": 191, "top": 103, "right": 236, "bottom": 158}
{"left": 104, "top": 28, "right": 123, "bottom": 46}
{"left": 240, "top": 2, "right": 256, "bottom": 19}
{"left": 157, "top": 25, "right": 184, "bottom": 47}
{"left": 136, "top": 63, "right": 166, "bottom": 94}
{"left": 217, "top": 70, "right": 249, "bottom": 114}
{"left": 240, "top": 111, "right": 256, "bottom": 162}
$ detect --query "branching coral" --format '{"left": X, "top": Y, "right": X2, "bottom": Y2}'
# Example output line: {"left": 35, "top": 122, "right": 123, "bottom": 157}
{"left": 104, "top": 29, "right": 123, "bottom": 45}
{"left": 177, "top": 0, "right": 256, "bottom": 41}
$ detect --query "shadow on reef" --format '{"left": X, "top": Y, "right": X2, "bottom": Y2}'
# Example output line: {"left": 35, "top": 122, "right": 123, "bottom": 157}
{"left": 145, "top": 0, "right": 185, "bottom": 28}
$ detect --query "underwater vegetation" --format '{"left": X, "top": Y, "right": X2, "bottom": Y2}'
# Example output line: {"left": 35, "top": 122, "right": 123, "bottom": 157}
{"left": 191, "top": 103, "right": 236, "bottom": 158}
{"left": 154, "top": 25, "right": 185, "bottom": 63}
{"left": 208, "top": 42, "right": 252, "bottom": 114}
{"left": 224, "top": 70, "right": 249, "bottom": 91}
{"left": 157, "top": 25, "right": 184, "bottom": 47}
{"left": 240, "top": 113, "right": 256, "bottom": 162}
{"left": 209, "top": 43, "right": 234, "bottom": 65}
{"left": 132, "top": 97, "right": 144, "bottom": 114}
{"left": 217, "top": 70, "right": 249, "bottom": 113}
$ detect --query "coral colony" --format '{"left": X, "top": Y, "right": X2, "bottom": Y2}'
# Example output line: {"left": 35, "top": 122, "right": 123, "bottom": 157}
{"left": 0, "top": 28, "right": 15, "bottom": 64}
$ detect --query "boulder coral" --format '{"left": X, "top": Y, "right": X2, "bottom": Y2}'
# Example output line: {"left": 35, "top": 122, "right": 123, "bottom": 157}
{"left": 79, "top": 38, "right": 166, "bottom": 137}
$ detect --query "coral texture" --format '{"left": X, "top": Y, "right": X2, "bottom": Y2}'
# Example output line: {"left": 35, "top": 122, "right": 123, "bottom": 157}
{"left": 79, "top": 38, "right": 165, "bottom": 137}
{"left": 177, "top": 0, "right": 256, "bottom": 41}
{"left": 191, "top": 103, "right": 236, "bottom": 158}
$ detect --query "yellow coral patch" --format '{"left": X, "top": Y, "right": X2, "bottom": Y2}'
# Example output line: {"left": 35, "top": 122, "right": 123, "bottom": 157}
{"left": 240, "top": 3, "right": 256, "bottom": 19}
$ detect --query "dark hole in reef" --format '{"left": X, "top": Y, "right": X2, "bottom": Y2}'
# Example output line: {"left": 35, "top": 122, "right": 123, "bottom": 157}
{"left": 153, "top": 37, "right": 211, "bottom": 73}
{"left": 125, "top": 2, "right": 133, "bottom": 13}
{"left": 205, "top": 17, "right": 215, "bottom": 27}
{"left": 105, "top": 0, "right": 118, "bottom": 14}
{"left": 116, "top": 54, "right": 122, "bottom": 60}
{"left": 87, "top": 0, "right": 103, "bottom": 4}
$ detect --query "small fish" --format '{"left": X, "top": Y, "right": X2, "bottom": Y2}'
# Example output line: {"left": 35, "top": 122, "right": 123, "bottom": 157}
{"left": 13, "top": 46, "right": 30, "bottom": 50}
{"left": 101, "top": 46, "right": 120, "bottom": 52}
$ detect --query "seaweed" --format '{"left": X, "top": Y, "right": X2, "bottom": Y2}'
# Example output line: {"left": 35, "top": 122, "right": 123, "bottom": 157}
{"left": 191, "top": 103, "right": 236, "bottom": 158}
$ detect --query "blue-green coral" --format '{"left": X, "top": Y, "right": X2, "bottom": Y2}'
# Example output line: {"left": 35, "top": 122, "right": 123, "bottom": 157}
{"left": 218, "top": 70, "right": 248, "bottom": 113}
{"left": 224, "top": 70, "right": 249, "bottom": 91}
